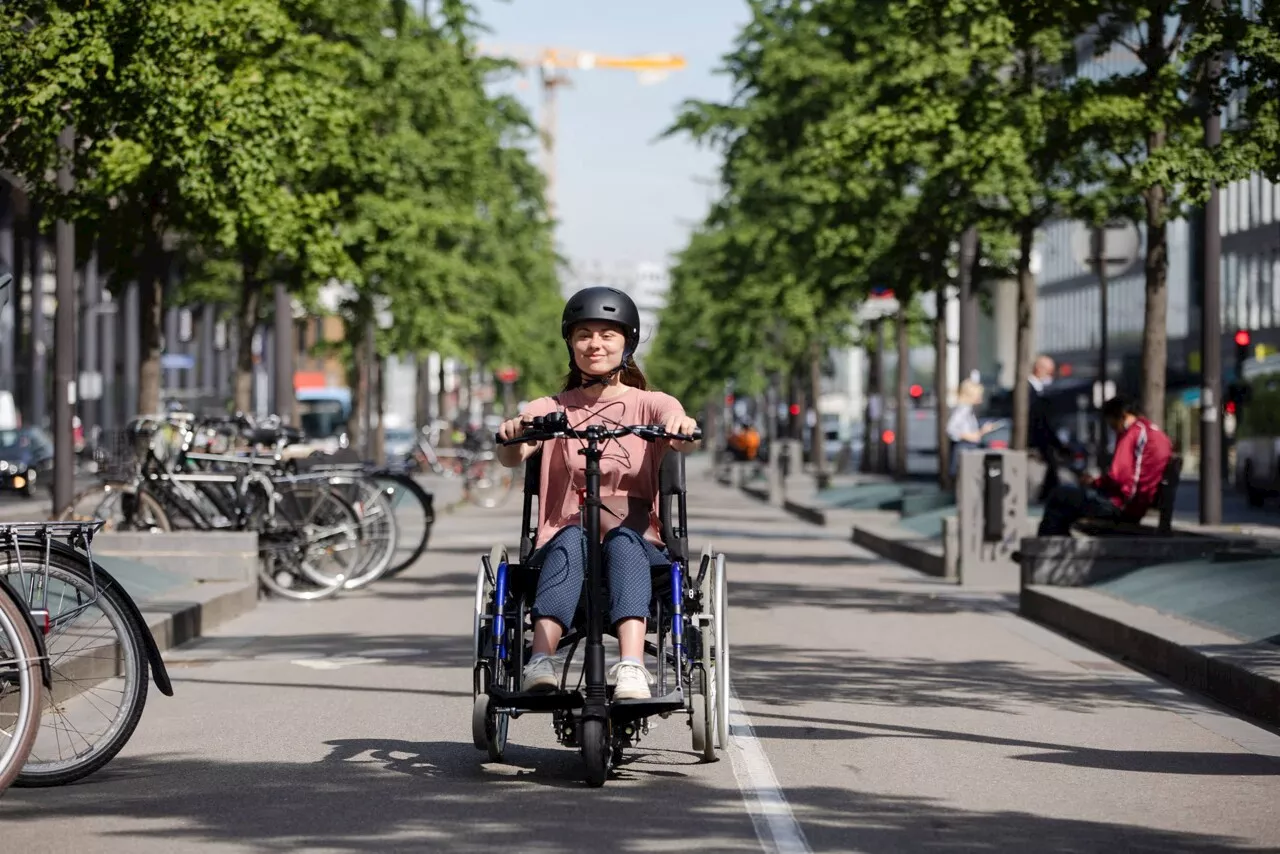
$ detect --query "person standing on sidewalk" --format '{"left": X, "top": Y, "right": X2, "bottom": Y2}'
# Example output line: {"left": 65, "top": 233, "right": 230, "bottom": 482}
{"left": 946, "top": 379, "right": 999, "bottom": 481}
{"left": 1029, "top": 355, "right": 1066, "bottom": 503}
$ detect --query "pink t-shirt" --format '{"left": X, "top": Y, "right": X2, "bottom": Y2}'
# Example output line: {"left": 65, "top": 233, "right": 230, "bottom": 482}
{"left": 520, "top": 386, "right": 685, "bottom": 548}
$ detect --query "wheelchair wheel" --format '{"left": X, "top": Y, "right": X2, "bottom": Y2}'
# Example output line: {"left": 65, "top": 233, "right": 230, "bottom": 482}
{"left": 713, "top": 552, "right": 731, "bottom": 749}
{"left": 479, "top": 545, "right": 518, "bottom": 762}
{"left": 471, "top": 553, "right": 493, "bottom": 700}
{"left": 691, "top": 545, "right": 717, "bottom": 761}
{"left": 581, "top": 718, "right": 610, "bottom": 788}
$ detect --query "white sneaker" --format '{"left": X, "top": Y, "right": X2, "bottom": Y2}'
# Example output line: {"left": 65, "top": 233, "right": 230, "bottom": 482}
{"left": 523, "top": 655, "right": 559, "bottom": 692}
{"left": 610, "top": 660, "right": 654, "bottom": 700}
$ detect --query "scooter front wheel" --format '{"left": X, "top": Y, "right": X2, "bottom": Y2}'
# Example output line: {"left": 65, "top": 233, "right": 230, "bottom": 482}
{"left": 580, "top": 717, "right": 610, "bottom": 787}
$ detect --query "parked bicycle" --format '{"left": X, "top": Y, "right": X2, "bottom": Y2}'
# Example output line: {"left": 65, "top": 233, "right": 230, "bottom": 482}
{"left": 65, "top": 411, "right": 435, "bottom": 597}
{"left": 0, "top": 520, "right": 173, "bottom": 789}
{"left": 404, "top": 419, "right": 517, "bottom": 509}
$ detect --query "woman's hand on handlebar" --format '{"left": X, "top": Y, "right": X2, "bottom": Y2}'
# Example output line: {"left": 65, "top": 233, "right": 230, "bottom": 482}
{"left": 496, "top": 416, "right": 532, "bottom": 444}
{"left": 495, "top": 416, "right": 536, "bottom": 467}
{"left": 663, "top": 413, "right": 701, "bottom": 452}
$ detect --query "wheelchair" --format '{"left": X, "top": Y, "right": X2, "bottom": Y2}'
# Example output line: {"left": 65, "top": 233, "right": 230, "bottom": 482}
{"left": 470, "top": 413, "right": 730, "bottom": 786}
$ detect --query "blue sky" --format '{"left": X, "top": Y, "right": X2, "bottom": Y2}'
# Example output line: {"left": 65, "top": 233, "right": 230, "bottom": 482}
{"left": 474, "top": 0, "right": 749, "bottom": 269}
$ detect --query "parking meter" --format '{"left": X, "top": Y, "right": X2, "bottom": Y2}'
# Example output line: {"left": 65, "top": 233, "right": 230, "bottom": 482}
{"left": 983, "top": 453, "right": 1003, "bottom": 543}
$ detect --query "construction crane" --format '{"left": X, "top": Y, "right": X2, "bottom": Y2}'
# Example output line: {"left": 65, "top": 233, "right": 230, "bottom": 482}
{"left": 476, "top": 45, "right": 687, "bottom": 221}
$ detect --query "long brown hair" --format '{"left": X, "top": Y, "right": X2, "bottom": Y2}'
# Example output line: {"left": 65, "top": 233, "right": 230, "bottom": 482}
{"left": 561, "top": 354, "right": 649, "bottom": 392}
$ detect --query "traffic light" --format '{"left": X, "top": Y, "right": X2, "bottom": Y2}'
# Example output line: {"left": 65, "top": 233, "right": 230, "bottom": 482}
{"left": 1235, "top": 329, "right": 1251, "bottom": 377}
{"left": 909, "top": 384, "right": 924, "bottom": 407}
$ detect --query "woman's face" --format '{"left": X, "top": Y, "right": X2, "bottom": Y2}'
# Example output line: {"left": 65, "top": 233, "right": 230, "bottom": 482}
{"left": 571, "top": 321, "right": 627, "bottom": 375}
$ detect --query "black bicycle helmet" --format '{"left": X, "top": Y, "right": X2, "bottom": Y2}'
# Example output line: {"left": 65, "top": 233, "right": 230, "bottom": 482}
{"left": 561, "top": 286, "right": 641, "bottom": 351}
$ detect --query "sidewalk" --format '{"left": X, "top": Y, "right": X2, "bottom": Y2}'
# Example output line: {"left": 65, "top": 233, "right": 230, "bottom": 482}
{"left": 689, "top": 467, "right": 1280, "bottom": 851}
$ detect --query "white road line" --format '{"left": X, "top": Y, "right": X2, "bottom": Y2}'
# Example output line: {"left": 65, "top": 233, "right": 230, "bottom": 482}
{"left": 727, "top": 692, "right": 814, "bottom": 854}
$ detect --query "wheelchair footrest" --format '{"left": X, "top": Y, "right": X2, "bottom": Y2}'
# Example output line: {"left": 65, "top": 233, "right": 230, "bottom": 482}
{"left": 489, "top": 687, "right": 584, "bottom": 713}
{"left": 609, "top": 690, "right": 684, "bottom": 727}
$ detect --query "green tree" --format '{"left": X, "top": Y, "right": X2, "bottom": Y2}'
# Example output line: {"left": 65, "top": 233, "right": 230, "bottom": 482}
{"left": 0, "top": 0, "right": 354, "bottom": 414}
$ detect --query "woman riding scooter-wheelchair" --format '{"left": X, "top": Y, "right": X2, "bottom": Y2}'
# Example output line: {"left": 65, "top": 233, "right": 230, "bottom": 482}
{"left": 496, "top": 287, "right": 699, "bottom": 701}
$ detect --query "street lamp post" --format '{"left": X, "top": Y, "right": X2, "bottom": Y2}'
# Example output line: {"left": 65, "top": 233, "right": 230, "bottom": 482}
{"left": 1200, "top": 0, "right": 1224, "bottom": 526}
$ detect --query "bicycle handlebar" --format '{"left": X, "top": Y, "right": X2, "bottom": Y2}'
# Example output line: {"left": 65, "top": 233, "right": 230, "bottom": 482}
{"left": 495, "top": 413, "right": 702, "bottom": 447}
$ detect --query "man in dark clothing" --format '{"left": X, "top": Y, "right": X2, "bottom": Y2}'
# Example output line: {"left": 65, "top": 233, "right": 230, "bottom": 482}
{"left": 1029, "top": 355, "right": 1067, "bottom": 502}
{"left": 1037, "top": 395, "right": 1174, "bottom": 536}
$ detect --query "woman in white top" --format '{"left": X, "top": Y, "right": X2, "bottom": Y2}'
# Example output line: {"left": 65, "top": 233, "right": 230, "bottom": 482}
{"left": 947, "top": 379, "right": 999, "bottom": 480}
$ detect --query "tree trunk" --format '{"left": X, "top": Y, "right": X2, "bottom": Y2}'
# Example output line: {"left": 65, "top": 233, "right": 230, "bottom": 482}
{"left": 1012, "top": 223, "right": 1037, "bottom": 451}
{"left": 137, "top": 238, "right": 166, "bottom": 416}
{"left": 895, "top": 302, "right": 909, "bottom": 478}
{"left": 809, "top": 340, "right": 828, "bottom": 486}
{"left": 861, "top": 320, "right": 881, "bottom": 473}
{"left": 233, "top": 260, "right": 262, "bottom": 414}
{"left": 1141, "top": 182, "right": 1169, "bottom": 424}
{"left": 1139, "top": 11, "right": 1170, "bottom": 425}
{"left": 935, "top": 278, "right": 951, "bottom": 489}
{"left": 348, "top": 317, "right": 370, "bottom": 454}
{"left": 371, "top": 349, "right": 386, "bottom": 463}
{"left": 416, "top": 354, "right": 432, "bottom": 427}
{"left": 957, "top": 225, "right": 980, "bottom": 382}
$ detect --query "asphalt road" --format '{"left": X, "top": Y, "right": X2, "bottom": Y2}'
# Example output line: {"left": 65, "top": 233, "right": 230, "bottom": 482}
{"left": 2, "top": 460, "right": 1278, "bottom": 852}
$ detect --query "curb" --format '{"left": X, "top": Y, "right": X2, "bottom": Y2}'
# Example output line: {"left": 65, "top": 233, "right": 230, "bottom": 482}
{"left": 1021, "top": 584, "right": 1280, "bottom": 728}
{"left": 851, "top": 522, "right": 946, "bottom": 577}
{"left": 138, "top": 580, "right": 260, "bottom": 655}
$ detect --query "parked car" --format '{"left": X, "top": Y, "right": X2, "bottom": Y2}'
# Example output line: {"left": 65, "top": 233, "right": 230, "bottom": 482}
{"left": 0, "top": 426, "right": 55, "bottom": 497}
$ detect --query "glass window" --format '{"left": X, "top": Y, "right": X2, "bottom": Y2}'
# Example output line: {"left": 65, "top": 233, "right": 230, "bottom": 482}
{"left": 1224, "top": 181, "right": 1234, "bottom": 235}
{"left": 1222, "top": 255, "right": 1233, "bottom": 328}
{"left": 1262, "top": 252, "right": 1274, "bottom": 329}
{"left": 1248, "top": 254, "right": 1260, "bottom": 330}
{"left": 1239, "top": 178, "right": 1249, "bottom": 232}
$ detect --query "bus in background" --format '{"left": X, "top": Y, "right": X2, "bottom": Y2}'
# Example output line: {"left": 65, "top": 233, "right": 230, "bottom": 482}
{"left": 296, "top": 386, "right": 352, "bottom": 453}
{"left": 1232, "top": 355, "right": 1280, "bottom": 507}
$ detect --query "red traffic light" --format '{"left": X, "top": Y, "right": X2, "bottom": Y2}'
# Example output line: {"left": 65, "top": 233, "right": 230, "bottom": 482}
{"left": 881, "top": 429, "right": 896, "bottom": 445}
{"left": 788, "top": 403, "right": 801, "bottom": 416}
{"left": 909, "top": 384, "right": 923, "bottom": 398}
{"left": 725, "top": 394, "right": 734, "bottom": 406}
{"left": 1235, "top": 330, "right": 1251, "bottom": 347}
{"left": 1226, "top": 400, "right": 1237, "bottom": 415}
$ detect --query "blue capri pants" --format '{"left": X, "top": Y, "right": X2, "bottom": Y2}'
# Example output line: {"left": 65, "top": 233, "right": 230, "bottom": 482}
{"left": 530, "top": 525, "right": 669, "bottom": 630}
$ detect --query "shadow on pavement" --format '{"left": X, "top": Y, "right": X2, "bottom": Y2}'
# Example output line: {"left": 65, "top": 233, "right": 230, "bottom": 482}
{"left": 169, "top": 633, "right": 473, "bottom": 667}
{"left": 0, "top": 745, "right": 759, "bottom": 853}
{"left": 732, "top": 644, "right": 1192, "bottom": 714}
{"left": 0, "top": 742, "right": 1263, "bottom": 852}
{"left": 748, "top": 710, "right": 1280, "bottom": 776}
{"left": 729, "top": 581, "right": 1014, "bottom": 615}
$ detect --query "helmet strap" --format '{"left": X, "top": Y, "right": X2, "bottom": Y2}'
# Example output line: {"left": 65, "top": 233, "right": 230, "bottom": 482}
{"left": 574, "top": 350, "right": 633, "bottom": 389}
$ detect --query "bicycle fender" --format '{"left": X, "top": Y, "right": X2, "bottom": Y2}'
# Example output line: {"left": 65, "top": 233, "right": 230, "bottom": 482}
{"left": 0, "top": 573, "right": 53, "bottom": 690}
{"left": 45, "top": 539, "right": 175, "bottom": 697}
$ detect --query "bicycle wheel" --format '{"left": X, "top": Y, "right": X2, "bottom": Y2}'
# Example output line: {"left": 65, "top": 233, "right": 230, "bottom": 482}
{"left": 0, "top": 580, "right": 42, "bottom": 794}
{"left": 0, "top": 548, "right": 150, "bottom": 787}
{"left": 58, "top": 482, "right": 171, "bottom": 532}
{"left": 466, "top": 453, "right": 514, "bottom": 509}
{"left": 373, "top": 473, "right": 434, "bottom": 577}
{"left": 333, "top": 477, "right": 398, "bottom": 590}
{"left": 257, "top": 480, "right": 357, "bottom": 601}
